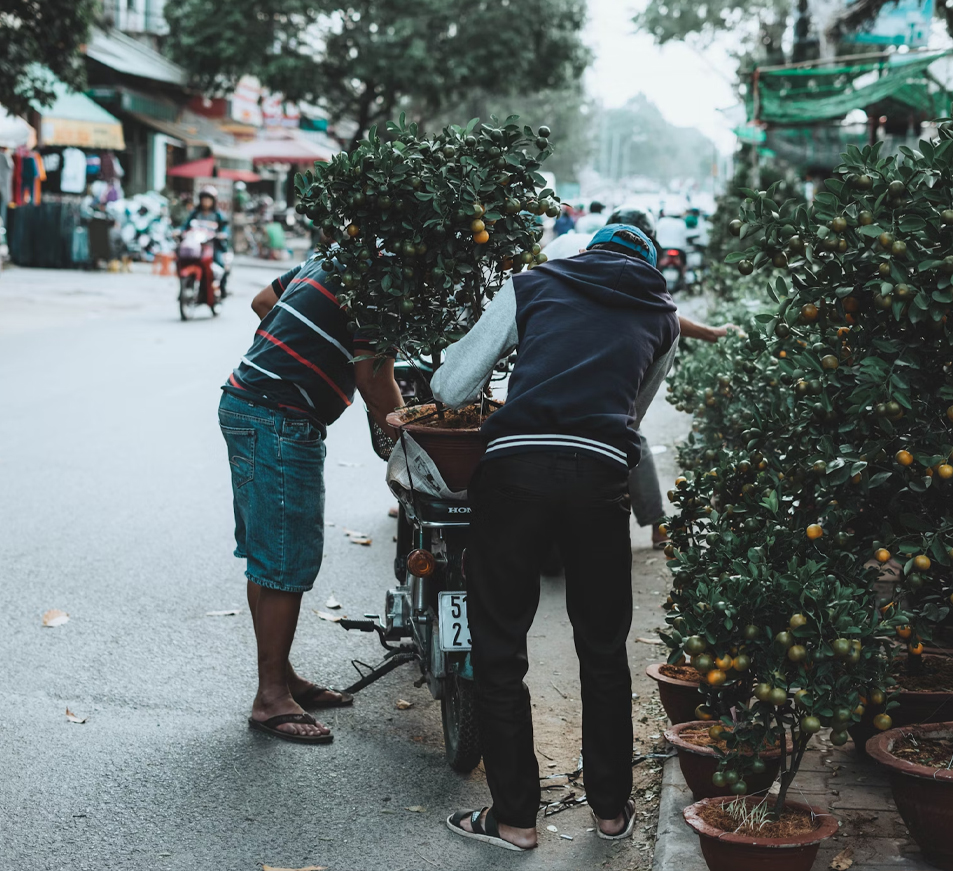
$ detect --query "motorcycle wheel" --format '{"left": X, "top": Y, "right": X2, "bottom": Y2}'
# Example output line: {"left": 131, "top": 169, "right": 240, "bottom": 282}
{"left": 179, "top": 276, "right": 198, "bottom": 321}
{"left": 441, "top": 671, "right": 481, "bottom": 773}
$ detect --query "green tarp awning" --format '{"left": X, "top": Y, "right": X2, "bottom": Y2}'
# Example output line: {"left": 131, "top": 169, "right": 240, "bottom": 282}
{"left": 750, "top": 51, "right": 952, "bottom": 125}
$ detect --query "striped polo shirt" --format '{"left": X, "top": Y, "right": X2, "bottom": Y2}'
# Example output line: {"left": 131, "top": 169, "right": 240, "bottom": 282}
{"left": 222, "top": 256, "right": 371, "bottom": 432}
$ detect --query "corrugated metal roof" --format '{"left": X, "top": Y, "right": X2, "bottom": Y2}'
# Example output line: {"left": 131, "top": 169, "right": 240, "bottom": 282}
{"left": 86, "top": 27, "right": 188, "bottom": 86}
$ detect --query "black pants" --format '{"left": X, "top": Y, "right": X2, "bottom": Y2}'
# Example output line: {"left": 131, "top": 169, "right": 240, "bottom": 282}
{"left": 468, "top": 452, "right": 634, "bottom": 828}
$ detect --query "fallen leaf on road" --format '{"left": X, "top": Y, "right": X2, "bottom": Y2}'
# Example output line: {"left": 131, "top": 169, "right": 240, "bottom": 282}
{"left": 42, "top": 609, "right": 69, "bottom": 627}
{"left": 349, "top": 536, "right": 372, "bottom": 546}
{"left": 405, "top": 806, "right": 426, "bottom": 813}
{"left": 635, "top": 637, "right": 661, "bottom": 645}
{"left": 395, "top": 699, "right": 413, "bottom": 710}
{"left": 313, "top": 610, "right": 346, "bottom": 623}
{"left": 65, "top": 708, "right": 87, "bottom": 724}
{"left": 342, "top": 527, "right": 367, "bottom": 538}
{"left": 325, "top": 594, "right": 341, "bottom": 610}
{"left": 261, "top": 865, "right": 327, "bottom": 871}
{"left": 830, "top": 847, "right": 854, "bottom": 870}
{"left": 206, "top": 609, "right": 240, "bottom": 617}
{"left": 546, "top": 824, "right": 559, "bottom": 833}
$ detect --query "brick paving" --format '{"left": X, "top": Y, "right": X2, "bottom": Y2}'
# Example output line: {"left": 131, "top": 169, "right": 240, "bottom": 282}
{"left": 653, "top": 730, "right": 934, "bottom": 871}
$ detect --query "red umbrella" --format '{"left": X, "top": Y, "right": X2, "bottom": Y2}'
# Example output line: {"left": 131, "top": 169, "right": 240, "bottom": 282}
{"left": 167, "top": 156, "right": 261, "bottom": 182}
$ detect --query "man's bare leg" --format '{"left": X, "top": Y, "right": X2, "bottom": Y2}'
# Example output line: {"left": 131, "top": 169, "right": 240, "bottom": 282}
{"left": 246, "top": 581, "right": 346, "bottom": 706}
{"left": 247, "top": 581, "right": 328, "bottom": 737}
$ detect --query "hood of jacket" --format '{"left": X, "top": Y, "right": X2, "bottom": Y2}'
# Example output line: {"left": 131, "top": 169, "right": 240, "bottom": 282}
{"left": 520, "top": 248, "right": 677, "bottom": 314}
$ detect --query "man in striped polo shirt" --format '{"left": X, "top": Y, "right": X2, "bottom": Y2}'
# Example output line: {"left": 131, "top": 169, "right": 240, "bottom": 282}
{"left": 220, "top": 255, "right": 402, "bottom": 744}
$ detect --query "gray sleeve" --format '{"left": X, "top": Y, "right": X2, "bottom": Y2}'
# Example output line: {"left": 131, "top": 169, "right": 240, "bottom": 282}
{"left": 633, "top": 338, "right": 679, "bottom": 427}
{"left": 431, "top": 279, "right": 519, "bottom": 409}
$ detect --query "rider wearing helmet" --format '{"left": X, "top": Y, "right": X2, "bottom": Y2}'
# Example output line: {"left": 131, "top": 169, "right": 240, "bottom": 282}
{"left": 607, "top": 206, "right": 657, "bottom": 247}
{"left": 183, "top": 185, "right": 230, "bottom": 296}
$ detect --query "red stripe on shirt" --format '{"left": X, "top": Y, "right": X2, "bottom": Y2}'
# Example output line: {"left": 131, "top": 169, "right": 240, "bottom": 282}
{"left": 290, "top": 276, "right": 339, "bottom": 306}
{"left": 255, "top": 329, "right": 352, "bottom": 406}
{"left": 228, "top": 372, "right": 247, "bottom": 390}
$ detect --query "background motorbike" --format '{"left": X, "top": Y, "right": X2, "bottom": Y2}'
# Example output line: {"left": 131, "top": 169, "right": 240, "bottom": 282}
{"left": 657, "top": 247, "right": 687, "bottom": 293}
{"left": 174, "top": 222, "right": 228, "bottom": 320}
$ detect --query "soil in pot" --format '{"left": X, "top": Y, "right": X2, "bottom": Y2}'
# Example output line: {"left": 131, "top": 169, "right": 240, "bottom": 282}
{"left": 646, "top": 662, "right": 701, "bottom": 725}
{"left": 388, "top": 403, "right": 490, "bottom": 492}
{"left": 399, "top": 403, "right": 496, "bottom": 429}
{"left": 666, "top": 721, "right": 786, "bottom": 800}
{"left": 867, "top": 723, "right": 953, "bottom": 871}
{"left": 684, "top": 797, "right": 838, "bottom": 871}
{"left": 849, "top": 654, "right": 953, "bottom": 755}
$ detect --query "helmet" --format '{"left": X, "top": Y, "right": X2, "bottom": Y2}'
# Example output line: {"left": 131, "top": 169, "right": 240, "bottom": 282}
{"left": 587, "top": 223, "right": 658, "bottom": 269}
{"left": 198, "top": 185, "right": 218, "bottom": 201}
{"left": 607, "top": 205, "right": 656, "bottom": 240}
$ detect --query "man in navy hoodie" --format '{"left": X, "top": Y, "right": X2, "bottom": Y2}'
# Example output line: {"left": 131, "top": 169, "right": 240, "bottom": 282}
{"left": 436, "top": 225, "right": 679, "bottom": 851}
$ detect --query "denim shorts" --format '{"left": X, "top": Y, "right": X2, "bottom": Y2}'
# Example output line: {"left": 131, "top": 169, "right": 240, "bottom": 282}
{"left": 218, "top": 391, "right": 326, "bottom": 593}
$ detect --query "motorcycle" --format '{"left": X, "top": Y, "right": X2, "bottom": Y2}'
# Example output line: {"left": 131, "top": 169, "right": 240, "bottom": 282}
{"left": 337, "top": 355, "right": 511, "bottom": 772}
{"left": 175, "top": 221, "right": 230, "bottom": 321}
{"left": 339, "top": 414, "right": 481, "bottom": 772}
{"left": 657, "top": 247, "right": 687, "bottom": 293}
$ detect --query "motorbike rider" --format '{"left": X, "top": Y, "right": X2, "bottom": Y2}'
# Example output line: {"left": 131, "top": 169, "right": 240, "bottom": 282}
{"left": 183, "top": 185, "right": 230, "bottom": 297}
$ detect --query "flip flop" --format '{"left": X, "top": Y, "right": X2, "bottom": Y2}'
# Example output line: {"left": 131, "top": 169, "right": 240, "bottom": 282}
{"left": 447, "top": 808, "right": 532, "bottom": 852}
{"left": 247, "top": 713, "right": 334, "bottom": 744}
{"left": 294, "top": 685, "right": 354, "bottom": 710}
{"left": 591, "top": 799, "right": 636, "bottom": 840}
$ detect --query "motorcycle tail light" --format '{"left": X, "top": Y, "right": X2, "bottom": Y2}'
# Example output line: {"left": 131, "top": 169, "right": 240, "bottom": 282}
{"left": 407, "top": 549, "right": 437, "bottom": 578}
{"left": 666, "top": 249, "right": 681, "bottom": 257}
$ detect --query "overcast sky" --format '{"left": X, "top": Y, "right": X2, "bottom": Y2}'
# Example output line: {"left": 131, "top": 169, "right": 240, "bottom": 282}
{"left": 584, "top": 0, "right": 742, "bottom": 153}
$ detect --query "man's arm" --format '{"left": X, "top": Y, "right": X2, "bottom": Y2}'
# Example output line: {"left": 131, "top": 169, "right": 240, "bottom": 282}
{"left": 431, "top": 279, "right": 519, "bottom": 408}
{"left": 633, "top": 340, "right": 679, "bottom": 427}
{"left": 251, "top": 262, "right": 305, "bottom": 320}
{"left": 354, "top": 358, "right": 404, "bottom": 440}
{"left": 678, "top": 315, "right": 738, "bottom": 343}
{"left": 252, "top": 286, "right": 279, "bottom": 320}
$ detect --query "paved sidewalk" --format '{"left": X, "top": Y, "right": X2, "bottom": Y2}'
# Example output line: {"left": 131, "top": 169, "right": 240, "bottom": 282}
{"left": 653, "top": 732, "right": 932, "bottom": 870}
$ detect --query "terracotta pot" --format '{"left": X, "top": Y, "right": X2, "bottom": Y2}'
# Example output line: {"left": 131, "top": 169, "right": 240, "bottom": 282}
{"left": 646, "top": 662, "right": 702, "bottom": 725}
{"left": 665, "top": 720, "right": 787, "bottom": 800}
{"left": 387, "top": 406, "right": 485, "bottom": 492}
{"left": 848, "top": 654, "right": 953, "bottom": 757}
{"left": 867, "top": 723, "right": 953, "bottom": 870}
{"left": 683, "top": 797, "right": 839, "bottom": 871}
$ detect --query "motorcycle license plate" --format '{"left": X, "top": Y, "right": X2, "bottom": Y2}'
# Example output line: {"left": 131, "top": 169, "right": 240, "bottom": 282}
{"left": 438, "top": 592, "right": 472, "bottom": 651}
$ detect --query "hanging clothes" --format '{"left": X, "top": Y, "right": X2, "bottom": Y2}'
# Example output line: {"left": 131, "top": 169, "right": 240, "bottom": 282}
{"left": 14, "top": 150, "right": 45, "bottom": 204}
{"left": 0, "top": 150, "right": 13, "bottom": 228}
{"left": 60, "top": 147, "right": 87, "bottom": 193}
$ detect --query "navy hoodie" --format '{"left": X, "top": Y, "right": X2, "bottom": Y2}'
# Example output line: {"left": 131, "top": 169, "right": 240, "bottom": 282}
{"left": 431, "top": 249, "right": 680, "bottom": 470}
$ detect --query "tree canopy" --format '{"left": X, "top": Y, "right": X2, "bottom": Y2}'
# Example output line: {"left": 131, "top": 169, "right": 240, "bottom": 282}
{"left": 0, "top": 0, "right": 96, "bottom": 117}
{"left": 164, "top": 0, "right": 590, "bottom": 147}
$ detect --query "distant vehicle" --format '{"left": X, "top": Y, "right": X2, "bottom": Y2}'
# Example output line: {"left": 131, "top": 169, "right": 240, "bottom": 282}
{"left": 175, "top": 220, "right": 230, "bottom": 320}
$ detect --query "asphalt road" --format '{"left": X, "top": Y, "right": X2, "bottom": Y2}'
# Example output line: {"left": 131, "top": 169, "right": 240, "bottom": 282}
{"left": 0, "top": 262, "right": 685, "bottom": 871}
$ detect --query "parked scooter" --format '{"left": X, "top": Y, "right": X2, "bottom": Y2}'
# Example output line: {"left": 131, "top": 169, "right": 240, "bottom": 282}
{"left": 175, "top": 220, "right": 230, "bottom": 320}
{"left": 337, "top": 356, "right": 510, "bottom": 772}
{"left": 339, "top": 415, "right": 480, "bottom": 772}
